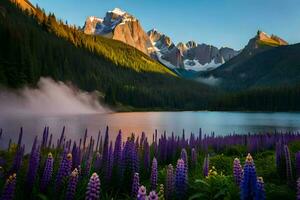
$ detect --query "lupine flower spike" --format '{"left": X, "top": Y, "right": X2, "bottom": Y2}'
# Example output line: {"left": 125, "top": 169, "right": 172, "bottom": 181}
{"left": 241, "top": 153, "right": 257, "bottom": 200}
{"left": 132, "top": 172, "right": 140, "bottom": 198}
{"left": 203, "top": 154, "right": 209, "bottom": 177}
{"left": 256, "top": 177, "right": 266, "bottom": 200}
{"left": 150, "top": 157, "right": 158, "bottom": 191}
{"left": 233, "top": 158, "right": 243, "bottom": 185}
{"left": 166, "top": 164, "right": 174, "bottom": 199}
{"left": 66, "top": 168, "right": 79, "bottom": 200}
{"left": 40, "top": 153, "right": 54, "bottom": 192}
{"left": 175, "top": 159, "right": 187, "bottom": 199}
{"left": 86, "top": 173, "right": 101, "bottom": 200}
{"left": 1, "top": 173, "right": 17, "bottom": 200}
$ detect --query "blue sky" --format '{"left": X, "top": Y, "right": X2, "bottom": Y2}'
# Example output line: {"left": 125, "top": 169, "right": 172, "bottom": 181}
{"left": 30, "top": 0, "right": 300, "bottom": 50}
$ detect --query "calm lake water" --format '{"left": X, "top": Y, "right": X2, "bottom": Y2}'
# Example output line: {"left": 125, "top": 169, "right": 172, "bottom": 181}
{"left": 1, "top": 111, "right": 300, "bottom": 151}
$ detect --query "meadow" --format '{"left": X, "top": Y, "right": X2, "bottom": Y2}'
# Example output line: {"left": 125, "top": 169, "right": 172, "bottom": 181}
{"left": 0, "top": 127, "right": 299, "bottom": 200}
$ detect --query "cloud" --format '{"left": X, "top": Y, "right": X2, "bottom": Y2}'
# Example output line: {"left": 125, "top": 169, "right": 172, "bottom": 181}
{"left": 0, "top": 77, "right": 109, "bottom": 116}
{"left": 196, "top": 75, "right": 221, "bottom": 86}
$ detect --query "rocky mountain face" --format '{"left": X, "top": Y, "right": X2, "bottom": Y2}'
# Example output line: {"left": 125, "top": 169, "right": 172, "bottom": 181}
{"left": 83, "top": 9, "right": 239, "bottom": 72}
{"left": 148, "top": 29, "right": 239, "bottom": 72}
{"left": 243, "top": 30, "right": 288, "bottom": 56}
{"left": 83, "top": 8, "right": 153, "bottom": 55}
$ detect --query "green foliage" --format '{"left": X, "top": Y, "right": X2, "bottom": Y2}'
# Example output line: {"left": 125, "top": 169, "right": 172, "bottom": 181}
{"left": 254, "top": 152, "right": 280, "bottom": 184}
{"left": 210, "top": 154, "right": 233, "bottom": 175}
{"left": 265, "top": 183, "right": 296, "bottom": 200}
{"left": 223, "top": 145, "right": 247, "bottom": 157}
{"left": 189, "top": 172, "right": 239, "bottom": 200}
{"left": 288, "top": 140, "right": 300, "bottom": 154}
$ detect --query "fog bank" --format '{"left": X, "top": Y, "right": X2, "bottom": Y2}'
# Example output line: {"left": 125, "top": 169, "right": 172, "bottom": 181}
{"left": 0, "top": 77, "right": 108, "bottom": 116}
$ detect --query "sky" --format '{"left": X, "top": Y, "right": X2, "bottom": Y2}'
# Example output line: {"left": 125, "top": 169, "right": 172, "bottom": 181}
{"left": 30, "top": 0, "right": 300, "bottom": 50}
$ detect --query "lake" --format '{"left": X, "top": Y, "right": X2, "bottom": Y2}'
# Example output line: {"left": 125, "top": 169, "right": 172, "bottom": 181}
{"left": 1, "top": 111, "right": 300, "bottom": 151}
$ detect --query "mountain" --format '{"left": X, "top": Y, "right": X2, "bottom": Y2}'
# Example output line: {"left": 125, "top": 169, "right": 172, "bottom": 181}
{"left": 242, "top": 30, "right": 288, "bottom": 57}
{"left": 148, "top": 29, "right": 239, "bottom": 72}
{"left": 83, "top": 8, "right": 153, "bottom": 55}
{"left": 0, "top": 0, "right": 217, "bottom": 110}
{"left": 83, "top": 10, "right": 239, "bottom": 73}
{"left": 200, "top": 31, "right": 296, "bottom": 90}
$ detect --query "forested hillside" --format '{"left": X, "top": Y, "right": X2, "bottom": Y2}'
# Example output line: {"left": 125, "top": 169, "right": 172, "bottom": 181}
{"left": 0, "top": 0, "right": 215, "bottom": 110}
{"left": 1, "top": 0, "right": 300, "bottom": 111}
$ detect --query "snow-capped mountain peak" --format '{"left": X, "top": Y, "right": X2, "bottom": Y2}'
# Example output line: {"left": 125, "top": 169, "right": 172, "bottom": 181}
{"left": 87, "top": 16, "right": 103, "bottom": 23}
{"left": 109, "top": 8, "right": 126, "bottom": 16}
{"left": 147, "top": 29, "right": 239, "bottom": 71}
{"left": 83, "top": 8, "right": 152, "bottom": 55}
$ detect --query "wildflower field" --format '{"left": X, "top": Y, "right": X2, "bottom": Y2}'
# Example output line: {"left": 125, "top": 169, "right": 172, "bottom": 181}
{"left": 0, "top": 127, "right": 299, "bottom": 200}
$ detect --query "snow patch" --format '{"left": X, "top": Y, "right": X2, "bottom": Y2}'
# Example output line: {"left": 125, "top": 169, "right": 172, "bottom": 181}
{"left": 155, "top": 52, "right": 176, "bottom": 69}
{"left": 110, "top": 8, "right": 126, "bottom": 16}
{"left": 184, "top": 59, "right": 221, "bottom": 72}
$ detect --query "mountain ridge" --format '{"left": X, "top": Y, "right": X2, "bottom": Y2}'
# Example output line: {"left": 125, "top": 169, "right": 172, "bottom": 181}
{"left": 83, "top": 8, "right": 240, "bottom": 72}
{"left": 83, "top": 8, "right": 153, "bottom": 55}
{"left": 200, "top": 31, "right": 296, "bottom": 90}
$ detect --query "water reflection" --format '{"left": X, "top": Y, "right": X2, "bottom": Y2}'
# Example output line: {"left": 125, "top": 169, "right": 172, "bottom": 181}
{"left": 0, "top": 111, "right": 300, "bottom": 151}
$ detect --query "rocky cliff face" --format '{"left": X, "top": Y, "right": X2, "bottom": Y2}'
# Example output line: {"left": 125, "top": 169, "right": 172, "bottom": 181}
{"left": 243, "top": 30, "right": 288, "bottom": 56}
{"left": 83, "top": 8, "right": 153, "bottom": 55}
{"left": 148, "top": 29, "right": 239, "bottom": 71}
{"left": 84, "top": 9, "right": 239, "bottom": 72}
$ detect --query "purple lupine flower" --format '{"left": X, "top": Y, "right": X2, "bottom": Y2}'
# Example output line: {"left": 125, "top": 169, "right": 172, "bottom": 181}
{"left": 105, "top": 141, "right": 113, "bottom": 182}
{"left": 113, "top": 130, "right": 122, "bottom": 177}
{"left": 203, "top": 154, "right": 209, "bottom": 177}
{"left": 148, "top": 191, "right": 159, "bottom": 200}
{"left": 137, "top": 185, "right": 147, "bottom": 200}
{"left": 86, "top": 172, "right": 101, "bottom": 200}
{"left": 122, "top": 138, "right": 138, "bottom": 189}
{"left": 10, "top": 129, "right": 24, "bottom": 173}
{"left": 191, "top": 148, "right": 197, "bottom": 168}
{"left": 150, "top": 157, "right": 158, "bottom": 191}
{"left": 143, "top": 139, "right": 150, "bottom": 173}
{"left": 132, "top": 172, "right": 140, "bottom": 197}
{"left": 296, "top": 151, "right": 300, "bottom": 179}
{"left": 93, "top": 152, "right": 102, "bottom": 172}
{"left": 26, "top": 144, "right": 41, "bottom": 192}
{"left": 10, "top": 144, "right": 25, "bottom": 173}
{"left": 297, "top": 177, "right": 300, "bottom": 200}
{"left": 256, "top": 177, "right": 266, "bottom": 200}
{"left": 275, "top": 141, "right": 285, "bottom": 178}
{"left": 166, "top": 164, "right": 174, "bottom": 200}
{"left": 284, "top": 145, "right": 293, "bottom": 184}
{"left": 233, "top": 158, "right": 243, "bottom": 186}
{"left": 56, "top": 153, "right": 73, "bottom": 190}
{"left": 40, "top": 152, "right": 54, "bottom": 192}
{"left": 175, "top": 159, "right": 187, "bottom": 199}
{"left": 66, "top": 168, "right": 79, "bottom": 200}
{"left": 102, "top": 126, "right": 109, "bottom": 173}
{"left": 180, "top": 148, "right": 188, "bottom": 173}
{"left": 240, "top": 153, "right": 257, "bottom": 200}
{"left": 1, "top": 173, "right": 17, "bottom": 200}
